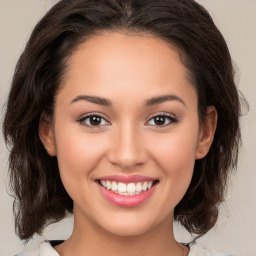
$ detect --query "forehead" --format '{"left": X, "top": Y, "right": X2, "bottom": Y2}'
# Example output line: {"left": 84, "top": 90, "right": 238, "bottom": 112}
{"left": 66, "top": 31, "right": 187, "bottom": 81}
{"left": 58, "top": 31, "right": 197, "bottom": 107}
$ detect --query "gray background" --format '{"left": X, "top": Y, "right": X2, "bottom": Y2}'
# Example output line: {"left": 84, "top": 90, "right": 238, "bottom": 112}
{"left": 0, "top": 1, "right": 255, "bottom": 255}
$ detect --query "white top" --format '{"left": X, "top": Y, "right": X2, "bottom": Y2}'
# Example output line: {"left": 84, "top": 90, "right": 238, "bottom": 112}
{"left": 15, "top": 240, "right": 235, "bottom": 256}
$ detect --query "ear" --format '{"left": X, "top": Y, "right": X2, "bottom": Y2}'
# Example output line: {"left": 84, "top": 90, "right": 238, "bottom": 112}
{"left": 195, "top": 106, "right": 218, "bottom": 159}
{"left": 38, "top": 113, "right": 56, "bottom": 156}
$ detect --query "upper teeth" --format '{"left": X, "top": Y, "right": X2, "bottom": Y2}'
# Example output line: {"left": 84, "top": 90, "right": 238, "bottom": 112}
{"left": 100, "top": 180, "right": 154, "bottom": 196}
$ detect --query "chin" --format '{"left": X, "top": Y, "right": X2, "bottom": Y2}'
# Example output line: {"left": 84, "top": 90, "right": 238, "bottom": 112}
{"left": 103, "top": 222, "right": 154, "bottom": 237}
{"left": 95, "top": 211, "right": 164, "bottom": 238}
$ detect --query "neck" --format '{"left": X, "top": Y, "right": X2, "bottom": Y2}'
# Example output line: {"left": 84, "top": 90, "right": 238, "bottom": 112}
{"left": 56, "top": 207, "right": 188, "bottom": 256}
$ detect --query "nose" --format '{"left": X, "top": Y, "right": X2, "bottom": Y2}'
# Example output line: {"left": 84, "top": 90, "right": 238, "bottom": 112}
{"left": 107, "top": 123, "right": 147, "bottom": 170}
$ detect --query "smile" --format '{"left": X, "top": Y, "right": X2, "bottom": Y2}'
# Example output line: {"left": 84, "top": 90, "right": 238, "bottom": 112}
{"left": 96, "top": 175, "right": 159, "bottom": 207}
{"left": 98, "top": 180, "right": 157, "bottom": 196}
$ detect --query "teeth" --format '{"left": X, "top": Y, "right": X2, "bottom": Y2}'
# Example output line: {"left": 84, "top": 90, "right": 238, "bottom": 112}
{"left": 142, "top": 182, "right": 148, "bottom": 191}
{"left": 135, "top": 183, "right": 142, "bottom": 192}
{"left": 147, "top": 181, "right": 153, "bottom": 189}
{"left": 106, "top": 180, "right": 112, "bottom": 190}
{"left": 111, "top": 181, "right": 118, "bottom": 191}
{"left": 99, "top": 180, "right": 156, "bottom": 195}
{"left": 117, "top": 182, "right": 126, "bottom": 193}
{"left": 127, "top": 183, "right": 136, "bottom": 193}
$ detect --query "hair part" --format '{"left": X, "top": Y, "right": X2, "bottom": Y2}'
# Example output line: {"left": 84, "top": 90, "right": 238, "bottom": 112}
{"left": 3, "top": 0, "right": 243, "bottom": 240}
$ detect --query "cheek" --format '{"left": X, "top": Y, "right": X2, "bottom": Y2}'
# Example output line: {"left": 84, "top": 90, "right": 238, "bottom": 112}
{"left": 148, "top": 127, "right": 198, "bottom": 199}
{"left": 54, "top": 126, "right": 107, "bottom": 189}
{"left": 151, "top": 128, "right": 197, "bottom": 168}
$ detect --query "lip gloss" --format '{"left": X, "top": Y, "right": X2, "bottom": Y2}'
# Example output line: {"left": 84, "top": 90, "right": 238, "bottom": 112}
{"left": 97, "top": 182, "right": 157, "bottom": 207}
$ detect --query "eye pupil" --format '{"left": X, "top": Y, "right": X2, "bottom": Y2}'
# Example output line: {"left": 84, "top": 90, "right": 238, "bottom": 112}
{"left": 90, "top": 116, "right": 101, "bottom": 125}
{"left": 154, "top": 116, "right": 166, "bottom": 125}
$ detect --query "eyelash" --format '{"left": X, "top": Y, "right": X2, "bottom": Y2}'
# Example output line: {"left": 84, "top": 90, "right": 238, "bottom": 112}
{"left": 77, "top": 112, "right": 110, "bottom": 128}
{"left": 77, "top": 112, "right": 178, "bottom": 128}
{"left": 147, "top": 112, "right": 178, "bottom": 127}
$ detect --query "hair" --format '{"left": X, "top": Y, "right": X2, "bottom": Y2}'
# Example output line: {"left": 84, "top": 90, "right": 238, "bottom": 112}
{"left": 3, "top": 0, "right": 243, "bottom": 241}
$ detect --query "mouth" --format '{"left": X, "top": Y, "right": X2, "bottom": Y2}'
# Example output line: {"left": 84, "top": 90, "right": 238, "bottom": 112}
{"left": 95, "top": 175, "right": 159, "bottom": 207}
{"left": 96, "top": 179, "right": 159, "bottom": 196}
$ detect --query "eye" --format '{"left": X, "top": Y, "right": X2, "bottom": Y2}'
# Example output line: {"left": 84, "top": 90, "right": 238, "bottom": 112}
{"left": 78, "top": 114, "right": 110, "bottom": 127}
{"left": 147, "top": 114, "right": 177, "bottom": 127}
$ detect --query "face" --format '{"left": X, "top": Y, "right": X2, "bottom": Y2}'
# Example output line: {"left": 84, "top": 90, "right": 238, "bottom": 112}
{"left": 40, "top": 32, "right": 216, "bottom": 237}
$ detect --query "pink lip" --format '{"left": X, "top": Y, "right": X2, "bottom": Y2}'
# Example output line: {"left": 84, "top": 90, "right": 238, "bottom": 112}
{"left": 97, "top": 182, "right": 158, "bottom": 208}
{"left": 97, "top": 175, "right": 156, "bottom": 183}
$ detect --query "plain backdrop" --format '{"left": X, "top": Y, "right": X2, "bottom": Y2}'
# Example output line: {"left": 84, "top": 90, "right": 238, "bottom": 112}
{"left": 0, "top": 1, "right": 255, "bottom": 256}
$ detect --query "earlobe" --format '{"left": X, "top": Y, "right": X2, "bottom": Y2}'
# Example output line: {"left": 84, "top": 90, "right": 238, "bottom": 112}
{"left": 195, "top": 106, "right": 217, "bottom": 159}
{"left": 38, "top": 113, "right": 56, "bottom": 156}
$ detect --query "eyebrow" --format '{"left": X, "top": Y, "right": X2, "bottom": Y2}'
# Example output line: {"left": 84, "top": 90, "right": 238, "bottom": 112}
{"left": 70, "top": 94, "right": 186, "bottom": 107}
{"left": 145, "top": 94, "right": 187, "bottom": 107}
{"left": 71, "top": 95, "right": 112, "bottom": 106}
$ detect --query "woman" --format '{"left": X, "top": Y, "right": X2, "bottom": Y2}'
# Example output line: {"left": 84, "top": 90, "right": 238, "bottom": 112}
{"left": 3, "top": 0, "right": 243, "bottom": 255}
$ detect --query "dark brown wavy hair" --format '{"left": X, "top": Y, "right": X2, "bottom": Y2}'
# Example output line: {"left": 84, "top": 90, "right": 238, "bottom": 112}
{"left": 3, "top": 0, "right": 243, "bottom": 241}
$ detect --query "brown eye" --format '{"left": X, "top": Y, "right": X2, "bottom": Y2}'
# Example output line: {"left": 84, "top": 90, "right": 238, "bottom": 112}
{"left": 148, "top": 114, "right": 177, "bottom": 127}
{"left": 89, "top": 116, "right": 102, "bottom": 126}
{"left": 154, "top": 116, "right": 166, "bottom": 126}
{"left": 78, "top": 114, "right": 109, "bottom": 127}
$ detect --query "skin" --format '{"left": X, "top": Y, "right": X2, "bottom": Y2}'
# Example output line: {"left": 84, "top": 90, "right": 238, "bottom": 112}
{"left": 39, "top": 32, "right": 217, "bottom": 256}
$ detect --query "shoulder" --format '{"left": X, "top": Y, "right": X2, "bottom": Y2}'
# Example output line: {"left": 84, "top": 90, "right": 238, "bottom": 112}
{"left": 14, "top": 240, "right": 235, "bottom": 256}
{"left": 13, "top": 247, "right": 39, "bottom": 256}
{"left": 14, "top": 240, "right": 61, "bottom": 256}
{"left": 188, "top": 241, "right": 235, "bottom": 256}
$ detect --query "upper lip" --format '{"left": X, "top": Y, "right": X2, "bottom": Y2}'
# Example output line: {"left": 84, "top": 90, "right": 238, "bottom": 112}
{"left": 96, "top": 175, "right": 157, "bottom": 183}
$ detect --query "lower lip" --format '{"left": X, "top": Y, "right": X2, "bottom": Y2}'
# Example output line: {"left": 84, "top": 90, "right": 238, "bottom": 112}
{"left": 97, "top": 183, "right": 157, "bottom": 207}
